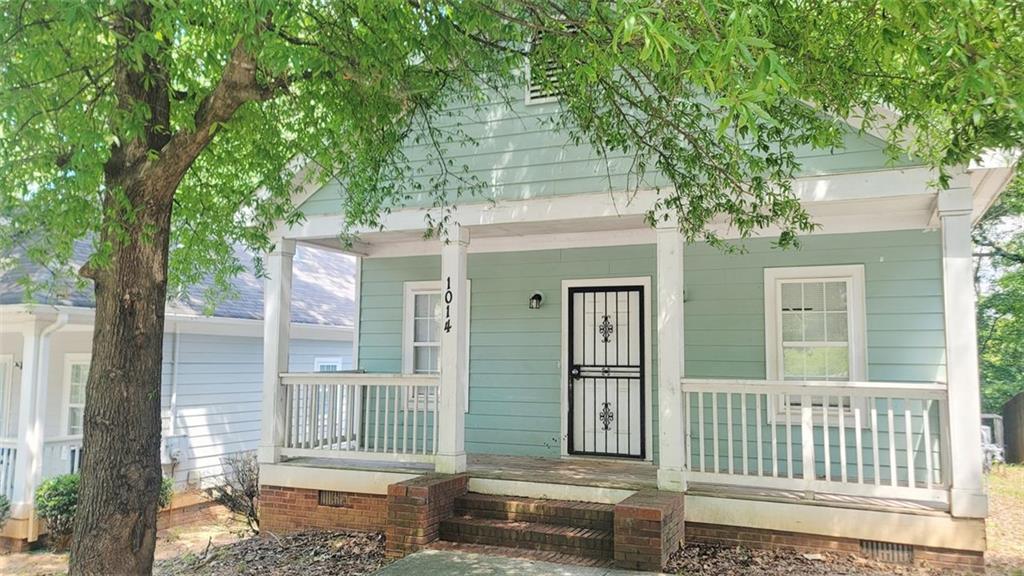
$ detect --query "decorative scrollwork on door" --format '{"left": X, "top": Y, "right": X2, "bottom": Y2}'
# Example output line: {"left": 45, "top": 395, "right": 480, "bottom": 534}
{"left": 599, "top": 402, "right": 614, "bottom": 431}
{"left": 598, "top": 315, "right": 614, "bottom": 343}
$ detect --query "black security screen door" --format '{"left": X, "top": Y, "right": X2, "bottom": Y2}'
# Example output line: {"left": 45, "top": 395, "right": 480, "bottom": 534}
{"left": 568, "top": 286, "right": 644, "bottom": 458}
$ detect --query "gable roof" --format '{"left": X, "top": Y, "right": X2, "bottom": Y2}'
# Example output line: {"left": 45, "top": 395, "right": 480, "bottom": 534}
{"left": 0, "top": 241, "right": 355, "bottom": 328}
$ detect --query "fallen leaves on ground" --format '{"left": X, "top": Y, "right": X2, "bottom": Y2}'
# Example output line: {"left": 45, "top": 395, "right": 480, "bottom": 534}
{"left": 666, "top": 544, "right": 954, "bottom": 576}
{"left": 154, "top": 530, "right": 389, "bottom": 576}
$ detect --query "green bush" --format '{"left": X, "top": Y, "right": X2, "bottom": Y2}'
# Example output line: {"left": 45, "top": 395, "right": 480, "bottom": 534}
{"left": 159, "top": 476, "right": 174, "bottom": 509}
{"left": 35, "top": 473, "right": 79, "bottom": 549}
{"left": 0, "top": 493, "right": 10, "bottom": 530}
{"left": 35, "top": 474, "right": 175, "bottom": 550}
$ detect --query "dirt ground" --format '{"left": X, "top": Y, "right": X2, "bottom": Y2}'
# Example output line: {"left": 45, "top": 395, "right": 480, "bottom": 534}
{"left": 1, "top": 466, "right": 1022, "bottom": 575}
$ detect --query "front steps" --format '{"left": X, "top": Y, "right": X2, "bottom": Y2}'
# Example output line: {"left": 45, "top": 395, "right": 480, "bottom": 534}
{"left": 439, "top": 493, "right": 616, "bottom": 563}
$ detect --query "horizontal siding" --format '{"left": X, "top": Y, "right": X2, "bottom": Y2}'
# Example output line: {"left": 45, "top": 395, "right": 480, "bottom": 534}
{"left": 358, "top": 229, "right": 945, "bottom": 465}
{"left": 299, "top": 95, "right": 922, "bottom": 217}
{"left": 160, "top": 335, "right": 351, "bottom": 490}
{"left": 683, "top": 229, "right": 946, "bottom": 384}
{"left": 359, "top": 245, "right": 659, "bottom": 459}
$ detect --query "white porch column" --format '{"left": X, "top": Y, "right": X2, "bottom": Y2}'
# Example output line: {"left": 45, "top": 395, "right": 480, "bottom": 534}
{"left": 656, "top": 224, "right": 687, "bottom": 491}
{"left": 11, "top": 321, "right": 43, "bottom": 522}
{"left": 436, "top": 224, "right": 469, "bottom": 474}
{"left": 938, "top": 188, "right": 987, "bottom": 518}
{"left": 258, "top": 238, "right": 296, "bottom": 465}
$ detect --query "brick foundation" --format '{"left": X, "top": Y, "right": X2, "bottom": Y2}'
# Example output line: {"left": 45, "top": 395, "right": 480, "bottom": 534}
{"left": 157, "top": 500, "right": 224, "bottom": 530}
{"left": 0, "top": 536, "right": 34, "bottom": 554}
{"left": 686, "top": 523, "right": 985, "bottom": 573}
{"left": 260, "top": 485, "right": 388, "bottom": 534}
{"left": 613, "top": 490, "right": 685, "bottom": 571}
{"left": 385, "top": 473, "right": 468, "bottom": 558}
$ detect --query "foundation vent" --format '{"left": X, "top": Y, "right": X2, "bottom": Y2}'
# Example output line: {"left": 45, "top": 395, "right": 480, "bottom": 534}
{"left": 318, "top": 490, "right": 351, "bottom": 508}
{"left": 860, "top": 540, "right": 914, "bottom": 564}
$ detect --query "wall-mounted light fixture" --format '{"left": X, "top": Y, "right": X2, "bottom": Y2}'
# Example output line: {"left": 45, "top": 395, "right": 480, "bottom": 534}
{"left": 529, "top": 291, "right": 544, "bottom": 309}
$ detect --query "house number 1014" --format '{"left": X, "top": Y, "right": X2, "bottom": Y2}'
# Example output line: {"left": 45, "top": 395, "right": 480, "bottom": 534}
{"left": 443, "top": 276, "right": 454, "bottom": 333}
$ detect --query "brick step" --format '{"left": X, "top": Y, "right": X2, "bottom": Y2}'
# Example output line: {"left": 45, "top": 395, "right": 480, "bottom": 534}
{"left": 440, "top": 515, "right": 613, "bottom": 560}
{"left": 427, "top": 540, "right": 615, "bottom": 568}
{"left": 454, "top": 493, "right": 615, "bottom": 531}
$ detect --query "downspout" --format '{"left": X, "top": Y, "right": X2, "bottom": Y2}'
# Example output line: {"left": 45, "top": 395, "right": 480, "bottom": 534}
{"left": 26, "top": 312, "right": 68, "bottom": 541}
{"left": 168, "top": 322, "right": 180, "bottom": 437}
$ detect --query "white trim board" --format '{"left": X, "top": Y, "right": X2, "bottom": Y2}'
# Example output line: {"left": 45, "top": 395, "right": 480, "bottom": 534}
{"left": 685, "top": 494, "right": 985, "bottom": 552}
{"left": 560, "top": 277, "right": 654, "bottom": 462}
{"left": 259, "top": 463, "right": 419, "bottom": 495}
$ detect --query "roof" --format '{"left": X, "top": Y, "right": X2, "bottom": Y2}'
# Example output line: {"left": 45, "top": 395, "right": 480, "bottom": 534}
{"left": 0, "top": 241, "right": 356, "bottom": 328}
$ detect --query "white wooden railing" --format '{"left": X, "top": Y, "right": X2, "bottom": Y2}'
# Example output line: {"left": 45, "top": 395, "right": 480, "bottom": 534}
{"left": 42, "top": 438, "right": 84, "bottom": 477}
{"left": 681, "top": 379, "right": 951, "bottom": 504}
{"left": 279, "top": 373, "right": 441, "bottom": 463}
{"left": 0, "top": 439, "right": 15, "bottom": 501}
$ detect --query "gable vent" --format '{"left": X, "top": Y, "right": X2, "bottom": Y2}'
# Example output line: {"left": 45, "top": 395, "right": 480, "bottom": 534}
{"left": 526, "top": 57, "right": 563, "bottom": 104}
{"left": 860, "top": 540, "right": 914, "bottom": 564}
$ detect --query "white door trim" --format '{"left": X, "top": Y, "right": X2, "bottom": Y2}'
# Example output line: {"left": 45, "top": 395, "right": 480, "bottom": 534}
{"left": 560, "top": 277, "right": 653, "bottom": 461}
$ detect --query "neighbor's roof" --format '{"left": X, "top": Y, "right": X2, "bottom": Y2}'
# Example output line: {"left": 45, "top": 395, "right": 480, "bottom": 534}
{"left": 0, "top": 241, "right": 355, "bottom": 328}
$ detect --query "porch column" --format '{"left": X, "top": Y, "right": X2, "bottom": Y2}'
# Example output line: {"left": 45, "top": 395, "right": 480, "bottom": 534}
{"left": 938, "top": 188, "right": 987, "bottom": 518}
{"left": 436, "top": 224, "right": 469, "bottom": 474}
{"left": 656, "top": 224, "right": 686, "bottom": 491}
{"left": 258, "top": 238, "right": 295, "bottom": 465}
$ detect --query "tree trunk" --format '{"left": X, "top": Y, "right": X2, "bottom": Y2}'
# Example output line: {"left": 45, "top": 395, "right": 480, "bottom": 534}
{"left": 68, "top": 183, "right": 174, "bottom": 575}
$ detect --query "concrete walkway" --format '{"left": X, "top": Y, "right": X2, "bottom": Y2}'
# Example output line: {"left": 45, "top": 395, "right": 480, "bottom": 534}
{"left": 373, "top": 549, "right": 663, "bottom": 575}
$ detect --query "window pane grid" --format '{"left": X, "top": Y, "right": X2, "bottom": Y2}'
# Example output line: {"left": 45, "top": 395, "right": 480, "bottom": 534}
{"left": 779, "top": 279, "right": 852, "bottom": 382}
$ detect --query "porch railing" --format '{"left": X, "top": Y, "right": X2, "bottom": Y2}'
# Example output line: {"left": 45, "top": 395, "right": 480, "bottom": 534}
{"left": 279, "top": 373, "right": 440, "bottom": 463}
{"left": 0, "top": 439, "right": 15, "bottom": 501}
{"left": 681, "top": 379, "right": 950, "bottom": 504}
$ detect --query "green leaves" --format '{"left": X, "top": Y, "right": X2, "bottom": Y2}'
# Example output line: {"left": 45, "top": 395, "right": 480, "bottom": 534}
{"left": 1, "top": 0, "right": 1022, "bottom": 305}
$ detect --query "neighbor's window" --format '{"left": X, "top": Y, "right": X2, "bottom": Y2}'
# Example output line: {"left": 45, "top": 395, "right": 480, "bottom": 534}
{"left": 65, "top": 356, "right": 90, "bottom": 436}
{"left": 314, "top": 357, "right": 350, "bottom": 372}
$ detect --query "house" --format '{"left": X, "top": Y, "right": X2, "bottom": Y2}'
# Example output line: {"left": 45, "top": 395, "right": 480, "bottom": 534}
{"left": 255, "top": 82, "right": 1019, "bottom": 572}
{"left": 0, "top": 242, "right": 356, "bottom": 545}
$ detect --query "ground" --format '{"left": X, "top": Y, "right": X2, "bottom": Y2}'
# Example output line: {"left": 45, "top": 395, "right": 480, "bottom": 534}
{"left": 1, "top": 466, "right": 1022, "bottom": 575}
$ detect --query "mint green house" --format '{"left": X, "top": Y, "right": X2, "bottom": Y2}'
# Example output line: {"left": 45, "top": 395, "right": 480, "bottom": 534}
{"left": 254, "top": 90, "right": 1015, "bottom": 568}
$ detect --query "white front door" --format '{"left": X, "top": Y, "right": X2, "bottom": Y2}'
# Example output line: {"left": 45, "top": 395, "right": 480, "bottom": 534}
{"left": 567, "top": 285, "right": 645, "bottom": 458}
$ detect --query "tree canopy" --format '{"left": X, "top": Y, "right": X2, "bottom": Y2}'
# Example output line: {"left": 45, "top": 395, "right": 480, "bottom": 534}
{"left": 976, "top": 174, "right": 1024, "bottom": 413}
{"left": 3, "top": 1, "right": 1023, "bottom": 299}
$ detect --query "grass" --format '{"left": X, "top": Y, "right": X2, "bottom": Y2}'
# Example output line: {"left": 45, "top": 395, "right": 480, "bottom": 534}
{"left": 987, "top": 464, "right": 1024, "bottom": 575}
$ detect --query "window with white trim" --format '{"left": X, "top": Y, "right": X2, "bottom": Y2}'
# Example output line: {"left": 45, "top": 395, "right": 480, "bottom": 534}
{"left": 314, "top": 357, "right": 350, "bottom": 372}
{"left": 764, "top": 266, "right": 867, "bottom": 415}
{"left": 65, "top": 356, "right": 90, "bottom": 436}
{"left": 403, "top": 280, "right": 470, "bottom": 410}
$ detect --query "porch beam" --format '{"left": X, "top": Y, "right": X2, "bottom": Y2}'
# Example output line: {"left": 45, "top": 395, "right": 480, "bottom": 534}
{"left": 436, "top": 224, "right": 469, "bottom": 474}
{"left": 656, "top": 224, "right": 686, "bottom": 491}
{"left": 258, "top": 238, "right": 296, "bottom": 464}
{"left": 938, "top": 188, "right": 987, "bottom": 518}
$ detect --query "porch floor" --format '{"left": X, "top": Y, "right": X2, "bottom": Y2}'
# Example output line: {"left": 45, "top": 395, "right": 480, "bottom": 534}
{"left": 277, "top": 454, "right": 947, "bottom": 514}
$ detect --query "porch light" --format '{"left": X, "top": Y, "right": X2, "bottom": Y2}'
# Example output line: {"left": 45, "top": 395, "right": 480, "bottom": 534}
{"left": 529, "top": 291, "right": 544, "bottom": 309}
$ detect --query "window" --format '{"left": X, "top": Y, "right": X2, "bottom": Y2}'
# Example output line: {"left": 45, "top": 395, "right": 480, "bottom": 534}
{"left": 314, "top": 357, "right": 350, "bottom": 372}
{"left": 0, "top": 356, "right": 13, "bottom": 438}
{"left": 764, "top": 266, "right": 867, "bottom": 417}
{"left": 403, "top": 281, "right": 471, "bottom": 410}
{"left": 64, "top": 355, "right": 91, "bottom": 436}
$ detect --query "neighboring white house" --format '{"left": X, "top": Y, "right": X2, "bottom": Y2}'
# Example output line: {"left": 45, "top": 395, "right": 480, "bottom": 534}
{"left": 0, "top": 242, "right": 356, "bottom": 542}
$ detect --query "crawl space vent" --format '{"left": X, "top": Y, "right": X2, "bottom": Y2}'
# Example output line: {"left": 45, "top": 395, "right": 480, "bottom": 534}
{"left": 318, "top": 490, "right": 351, "bottom": 508}
{"left": 860, "top": 540, "right": 914, "bottom": 564}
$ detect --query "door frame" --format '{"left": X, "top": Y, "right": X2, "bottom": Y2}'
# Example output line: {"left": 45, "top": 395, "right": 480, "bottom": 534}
{"left": 560, "top": 277, "right": 653, "bottom": 461}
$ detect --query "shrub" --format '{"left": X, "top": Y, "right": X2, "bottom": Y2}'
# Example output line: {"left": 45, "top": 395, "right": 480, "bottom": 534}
{"left": 159, "top": 476, "right": 174, "bottom": 509}
{"left": 35, "top": 473, "right": 79, "bottom": 550}
{"left": 0, "top": 493, "right": 10, "bottom": 530}
{"left": 206, "top": 451, "right": 259, "bottom": 533}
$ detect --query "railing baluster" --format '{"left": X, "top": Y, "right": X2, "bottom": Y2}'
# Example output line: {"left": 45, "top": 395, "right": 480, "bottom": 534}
{"left": 712, "top": 393, "right": 720, "bottom": 473}
{"left": 391, "top": 385, "right": 399, "bottom": 454}
{"left": 412, "top": 386, "right": 419, "bottom": 454}
{"left": 374, "top": 385, "right": 381, "bottom": 452}
{"left": 839, "top": 394, "right": 847, "bottom": 483}
{"left": 432, "top": 386, "right": 439, "bottom": 454}
{"left": 698, "top": 392, "right": 706, "bottom": 472}
{"left": 822, "top": 394, "right": 831, "bottom": 482}
{"left": 741, "top": 392, "right": 749, "bottom": 476}
{"left": 770, "top": 392, "right": 778, "bottom": 478}
{"left": 786, "top": 393, "right": 794, "bottom": 480}
{"left": 726, "top": 392, "right": 733, "bottom": 475}
{"left": 755, "top": 393, "right": 763, "bottom": 477}
{"left": 887, "top": 398, "right": 898, "bottom": 487}
{"left": 904, "top": 399, "right": 916, "bottom": 489}
{"left": 801, "top": 394, "right": 814, "bottom": 485}
{"left": 402, "top": 385, "right": 409, "bottom": 454}
{"left": 871, "top": 401, "right": 880, "bottom": 485}
{"left": 684, "top": 391, "right": 692, "bottom": 472}
{"left": 922, "top": 399, "right": 934, "bottom": 489}
{"left": 854, "top": 400, "right": 864, "bottom": 484}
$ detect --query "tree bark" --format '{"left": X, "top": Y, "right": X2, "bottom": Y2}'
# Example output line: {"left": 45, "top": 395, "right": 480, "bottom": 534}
{"left": 68, "top": 183, "right": 173, "bottom": 575}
